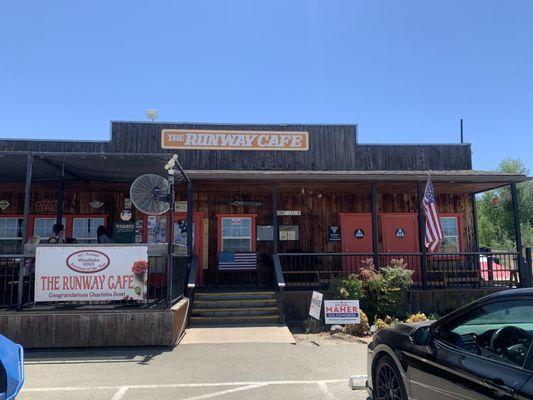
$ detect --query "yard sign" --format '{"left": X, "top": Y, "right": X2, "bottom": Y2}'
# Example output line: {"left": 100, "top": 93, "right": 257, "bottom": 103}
{"left": 35, "top": 246, "right": 148, "bottom": 302}
{"left": 309, "top": 291, "right": 323, "bottom": 320}
{"left": 324, "top": 300, "right": 360, "bottom": 324}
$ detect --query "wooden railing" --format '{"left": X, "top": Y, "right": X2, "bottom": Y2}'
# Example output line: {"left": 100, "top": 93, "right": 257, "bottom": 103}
{"left": 277, "top": 251, "right": 525, "bottom": 290}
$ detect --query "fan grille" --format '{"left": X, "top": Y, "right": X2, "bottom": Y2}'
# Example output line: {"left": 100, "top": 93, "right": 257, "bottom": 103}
{"left": 130, "top": 174, "right": 170, "bottom": 215}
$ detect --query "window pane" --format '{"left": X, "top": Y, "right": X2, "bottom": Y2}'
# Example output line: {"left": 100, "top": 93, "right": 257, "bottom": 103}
{"left": 440, "top": 300, "right": 533, "bottom": 369}
{"left": 440, "top": 217, "right": 458, "bottom": 236}
{"left": 34, "top": 218, "right": 65, "bottom": 238}
{"left": 440, "top": 237, "right": 459, "bottom": 253}
{"left": 0, "top": 218, "right": 22, "bottom": 238}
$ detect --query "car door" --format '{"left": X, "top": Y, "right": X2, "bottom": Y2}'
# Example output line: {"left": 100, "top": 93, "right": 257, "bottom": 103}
{"left": 407, "top": 298, "right": 533, "bottom": 399}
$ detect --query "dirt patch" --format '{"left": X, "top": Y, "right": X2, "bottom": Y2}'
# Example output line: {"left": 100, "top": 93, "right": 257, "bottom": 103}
{"left": 292, "top": 331, "right": 372, "bottom": 346}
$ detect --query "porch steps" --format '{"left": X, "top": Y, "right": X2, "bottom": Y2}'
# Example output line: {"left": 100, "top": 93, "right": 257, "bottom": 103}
{"left": 189, "top": 289, "right": 281, "bottom": 326}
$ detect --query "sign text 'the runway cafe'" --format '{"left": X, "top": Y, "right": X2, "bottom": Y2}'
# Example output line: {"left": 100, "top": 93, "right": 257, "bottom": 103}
{"left": 161, "top": 129, "right": 309, "bottom": 151}
{"left": 35, "top": 246, "right": 149, "bottom": 302}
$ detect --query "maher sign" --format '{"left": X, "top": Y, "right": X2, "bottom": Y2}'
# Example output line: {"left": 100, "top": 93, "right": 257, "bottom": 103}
{"left": 35, "top": 246, "right": 148, "bottom": 302}
{"left": 161, "top": 129, "right": 309, "bottom": 151}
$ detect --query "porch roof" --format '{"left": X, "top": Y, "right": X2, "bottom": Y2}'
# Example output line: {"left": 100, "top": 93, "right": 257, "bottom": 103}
{"left": 186, "top": 170, "right": 530, "bottom": 193}
{"left": 0, "top": 151, "right": 528, "bottom": 193}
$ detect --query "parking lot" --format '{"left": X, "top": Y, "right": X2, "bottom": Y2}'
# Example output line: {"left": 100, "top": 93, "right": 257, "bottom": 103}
{"left": 20, "top": 339, "right": 369, "bottom": 400}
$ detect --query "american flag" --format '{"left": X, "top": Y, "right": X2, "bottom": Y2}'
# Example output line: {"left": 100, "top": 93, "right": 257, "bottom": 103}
{"left": 218, "top": 252, "right": 257, "bottom": 271}
{"left": 423, "top": 176, "right": 443, "bottom": 252}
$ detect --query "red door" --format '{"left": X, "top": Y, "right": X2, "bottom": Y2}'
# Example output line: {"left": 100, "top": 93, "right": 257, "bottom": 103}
{"left": 339, "top": 213, "right": 373, "bottom": 273}
{"left": 381, "top": 213, "right": 420, "bottom": 281}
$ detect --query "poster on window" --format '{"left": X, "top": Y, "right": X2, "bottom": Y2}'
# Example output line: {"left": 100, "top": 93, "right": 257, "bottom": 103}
{"left": 35, "top": 245, "right": 148, "bottom": 302}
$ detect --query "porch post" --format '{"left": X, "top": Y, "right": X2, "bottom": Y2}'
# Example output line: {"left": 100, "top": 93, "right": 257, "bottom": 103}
{"left": 56, "top": 156, "right": 65, "bottom": 226}
{"left": 186, "top": 180, "right": 193, "bottom": 258}
{"left": 370, "top": 182, "right": 378, "bottom": 269}
{"left": 470, "top": 193, "right": 480, "bottom": 252}
{"left": 417, "top": 182, "right": 428, "bottom": 289}
{"left": 510, "top": 182, "right": 529, "bottom": 287}
{"left": 17, "top": 153, "right": 33, "bottom": 310}
{"left": 272, "top": 183, "right": 279, "bottom": 254}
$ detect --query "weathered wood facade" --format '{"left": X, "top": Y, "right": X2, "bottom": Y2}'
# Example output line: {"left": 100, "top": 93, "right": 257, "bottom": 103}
{"left": 0, "top": 121, "right": 529, "bottom": 320}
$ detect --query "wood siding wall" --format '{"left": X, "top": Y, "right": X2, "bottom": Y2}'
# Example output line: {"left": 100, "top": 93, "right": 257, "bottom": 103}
{"left": 0, "top": 122, "right": 472, "bottom": 171}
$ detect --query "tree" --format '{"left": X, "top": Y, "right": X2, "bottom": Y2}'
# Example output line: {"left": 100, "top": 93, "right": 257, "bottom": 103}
{"left": 477, "top": 159, "right": 533, "bottom": 250}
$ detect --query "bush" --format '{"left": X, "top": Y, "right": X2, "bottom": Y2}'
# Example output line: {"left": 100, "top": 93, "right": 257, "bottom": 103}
{"left": 405, "top": 312, "right": 428, "bottom": 323}
{"left": 329, "top": 258, "right": 413, "bottom": 324}
{"left": 329, "top": 274, "right": 363, "bottom": 300}
{"left": 344, "top": 310, "right": 370, "bottom": 336}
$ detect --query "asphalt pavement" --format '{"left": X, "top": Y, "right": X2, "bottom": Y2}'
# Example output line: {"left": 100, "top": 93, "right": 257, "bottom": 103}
{"left": 19, "top": 335, "right": 369, "bottom": 399}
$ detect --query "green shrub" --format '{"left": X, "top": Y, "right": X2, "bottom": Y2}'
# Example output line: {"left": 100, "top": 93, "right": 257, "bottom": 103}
{"left": 329, "top": 274, "right": 364, "bottom": 300}
{"left": 328, "top": 258, "right": 413, "bottom": 324}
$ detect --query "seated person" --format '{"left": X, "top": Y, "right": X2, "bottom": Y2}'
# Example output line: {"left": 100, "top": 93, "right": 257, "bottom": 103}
{"left": 97, "top": 225, "right": 113, "bottom": 244}
{"left": 48, "top": 224, "right": 65, "bottom": 244}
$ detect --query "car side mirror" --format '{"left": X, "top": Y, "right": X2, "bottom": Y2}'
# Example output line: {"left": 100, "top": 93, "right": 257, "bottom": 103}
{"left": 409, "top": 325, "right": 434, "bottom": 346}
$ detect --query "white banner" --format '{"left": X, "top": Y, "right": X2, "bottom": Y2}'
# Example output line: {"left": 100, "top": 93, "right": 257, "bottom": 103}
{"left": 35, "top": 246, "right": 149, "bottom": 302}
{"left": 309, "top": 291, "right": 323, "bottom": 320}
{"left": 324, "top": 300, "right": 361, "bottom": 325}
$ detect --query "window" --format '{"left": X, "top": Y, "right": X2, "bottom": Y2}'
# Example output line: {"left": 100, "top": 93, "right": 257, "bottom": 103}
{"left": 439, "top": 216, "right": 460, "bottom": 253}
{"left": 0, "top": 217, "right": 23, "bottom": 254}
{"left": 438, "top": 300, "right": 533, "bottom": 369}
{"left": 33, "top": 217, "right": 66, "bottom": 239}
{"left": 72, "top": 217, "right": 105, "bottom": 243}
{"left": 221, "top": 217, "right": 252, "bottom": 252}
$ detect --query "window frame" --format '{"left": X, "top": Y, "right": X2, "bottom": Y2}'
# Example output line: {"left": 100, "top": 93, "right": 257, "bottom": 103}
{"left": 28, "top": 214, "right": 108, "bottom": 241}
{"left": 0, "top": 215, "right": 24, "bottom": 254}
{"left": 71, "top": 215, "right": 108, "bottom": 242}
{"left": 216, "top": 214, "right": 256, "bottom": 253}
{"left": 436, "top": 213, "right": 464, "bottom": 253}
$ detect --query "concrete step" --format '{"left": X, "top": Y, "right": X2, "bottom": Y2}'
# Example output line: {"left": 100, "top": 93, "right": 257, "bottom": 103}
{"left": 194, "top": 291, "right": 276, "bottom": 301}
{"left": 189, "top": 315, "right": 280, "bottom": 326}
{"left": 191, "top": 307, "right": 279, "bottom": 317}
{"left": 193, "top": 298, "right": 278, "bottom": 309}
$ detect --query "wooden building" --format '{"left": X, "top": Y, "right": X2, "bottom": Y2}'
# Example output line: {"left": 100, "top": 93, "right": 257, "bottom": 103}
{"left": 0, "top": 121, "right": 530, "bottom": 333}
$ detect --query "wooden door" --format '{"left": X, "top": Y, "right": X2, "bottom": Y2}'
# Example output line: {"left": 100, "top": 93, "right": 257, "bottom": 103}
{"left": 381, "top": 213, "right": 420, "bottom": 281}
{"left": 339, "top": 213, "right": 373, "bottom": 273}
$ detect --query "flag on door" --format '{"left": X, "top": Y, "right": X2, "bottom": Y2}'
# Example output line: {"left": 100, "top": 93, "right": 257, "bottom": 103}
{"left": 422, "top": 176, "right": 443, "bottom": 252}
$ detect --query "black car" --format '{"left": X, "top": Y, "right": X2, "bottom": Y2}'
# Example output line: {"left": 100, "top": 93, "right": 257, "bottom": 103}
{"left": 367, "top": 288, "right": 533, "bottom": 399}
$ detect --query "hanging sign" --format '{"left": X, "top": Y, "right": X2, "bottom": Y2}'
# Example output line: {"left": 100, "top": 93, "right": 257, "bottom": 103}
{"left": 161, "top": 129, "right": 309, "bottom": 151}
{"left": 114, "top": 222, "right": 135, "bottom": 243}
{"left": 328, "top": 226, "right": 341, "bottom": 242}
{"left": 354, "top": 229, "right": 365, "bottom": 239}
{"left": 0, "top": 200, "right": 10, "bottom": 210}
{"left": 324, "top": 300, "right": 361, "bottom": 324}
{"left": 35, "top": 199, "right": 57, "bottom": 212}
{"left": 35, "top": 246, "right": 148, "bottom": 302}
{"left": 395, "top": 228, "right": 406, "bottom": 238}
{"left": 309, "top": 291, "right": 323, "bottom": 320}
{"left": 277, "top": 210, "right": 301, "bottom": 216}
{"left": 90, "top": 200, "right": 104, "bottom": 209}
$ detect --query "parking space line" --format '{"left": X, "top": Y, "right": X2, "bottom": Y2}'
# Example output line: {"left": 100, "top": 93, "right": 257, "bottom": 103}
{"left": 317, "top": 381, "right": 335, "bottom": 399}
{"left": 110, "top": 386, "right": 129, "bottom": 400}
{"left": 22, "top": 378, "right": 358, "bottom": 393}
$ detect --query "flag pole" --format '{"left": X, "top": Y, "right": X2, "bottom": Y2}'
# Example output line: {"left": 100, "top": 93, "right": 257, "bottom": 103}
{"left": 417, "top": 177, "right": 428, "bottom": 289}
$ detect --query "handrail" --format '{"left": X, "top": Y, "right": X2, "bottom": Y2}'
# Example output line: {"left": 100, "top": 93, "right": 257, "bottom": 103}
{"left": 185, "top": 255, "right": 198, "bottom": 322}
{"left": 273, "top": 254, "right": 286, "bottom": 288}
{"left": 273, "top": 254, "right": 285, "bottom": 324}
{"left": 187, "top": 255, "right": 198, "bottom": 294}
{"left": 278, "top": 251, "right": 520, "bottom": 256}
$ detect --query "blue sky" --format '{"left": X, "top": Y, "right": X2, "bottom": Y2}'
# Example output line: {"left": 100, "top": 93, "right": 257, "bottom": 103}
{"left": 0, "top": 1, "right": 531, "bottom": 172}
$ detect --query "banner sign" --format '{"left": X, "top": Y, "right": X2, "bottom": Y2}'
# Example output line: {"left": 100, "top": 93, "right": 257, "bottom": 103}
{"left": 35, "top": 246, "right": 148, "bottom": 302}
{"left": 324, "top": 300, "right": 360, "bottom": 324}
{"left": 161, "top": 129, "right": 309, "bottom": 151}
{"left": 309, "top": 291, "right": 323, "bottom": 320}
{"left": 328, "top": 226, "right": 341, "bottom": 241}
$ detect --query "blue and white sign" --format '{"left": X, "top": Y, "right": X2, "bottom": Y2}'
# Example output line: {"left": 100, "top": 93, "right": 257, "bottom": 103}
{"left": 324, "top": 300, "right": 360, "bottom": 324}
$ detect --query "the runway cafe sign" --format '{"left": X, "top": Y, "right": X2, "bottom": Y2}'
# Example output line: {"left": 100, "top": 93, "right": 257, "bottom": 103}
{"left": 161, "top": 129, "right": 309, "bottom": 151}
{"left": 324, "top": 300, "right": 361, "bottom": 324}
{"left": 35, "top": 246, "right": 149, "bottom": 302}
